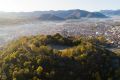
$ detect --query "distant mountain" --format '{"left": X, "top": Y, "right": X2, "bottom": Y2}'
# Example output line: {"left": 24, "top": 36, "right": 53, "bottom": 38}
{"left": 53, "top": 9, "right": 107, "bottom": 19}
{"left": 0, "top": 9, "right": 107, "bottom": 21}
{"left": 101, "top": 10, "right": 120, "bottom": 16}
{"left": 86, "top": 12, "right": 108, "bottom": 18}
{"left": 37, "top": 9, "right": 107, "bottom": 20}
{"left": 38, "top": 14, "right": 65, "bottom": 21}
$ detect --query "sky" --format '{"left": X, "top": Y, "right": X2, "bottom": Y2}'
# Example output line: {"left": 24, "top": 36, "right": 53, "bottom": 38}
{"left": 0, "top": 0, "right": 119, "bottom": 12}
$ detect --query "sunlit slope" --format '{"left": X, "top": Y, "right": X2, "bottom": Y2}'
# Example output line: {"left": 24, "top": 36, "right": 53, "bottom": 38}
{"left": 0, "top": 34, "right": 120, "bottom": 80}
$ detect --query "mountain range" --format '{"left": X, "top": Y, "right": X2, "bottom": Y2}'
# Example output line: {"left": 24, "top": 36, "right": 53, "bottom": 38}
{"left": 100, "top": 10, "right": 120, "bottom": 16}
{"left": 1, "top": 9, "right": 120, "bottom": 21}
{"left": 40, "top": 9, "right": 107, "bottom": 20}
{"left": 0, "top": 9, "right": 107, "bottom": 21}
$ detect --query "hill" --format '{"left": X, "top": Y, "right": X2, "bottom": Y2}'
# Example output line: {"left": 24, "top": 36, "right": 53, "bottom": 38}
{"left": 0, "top": 9, "right": 107, "bottom": 21}
{"left": 100, "top": 10, "right": 120, "bottom": 16}
{"left": 54, "top": 9, "right": 107, "bottom": 19}
{"left": 0, "top": 33, "right": 120, "bottom": 80}
{"left": 37, "top": 9, "right": 107, "bottom": 20}
{"left": 38, "top": 14, "right": 65, "bottom": 21}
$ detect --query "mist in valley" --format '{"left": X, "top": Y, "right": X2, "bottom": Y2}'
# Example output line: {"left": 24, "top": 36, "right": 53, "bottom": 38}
{"left": 0, "top": 17, "right": 119, "bottom": 48}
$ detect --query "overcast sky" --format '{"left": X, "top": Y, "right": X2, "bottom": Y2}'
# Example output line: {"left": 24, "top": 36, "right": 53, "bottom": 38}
{"left": 0, "top": 0, "right": 119, "bottom": 12}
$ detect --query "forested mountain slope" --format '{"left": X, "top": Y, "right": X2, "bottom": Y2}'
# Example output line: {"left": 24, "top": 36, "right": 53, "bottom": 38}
{"left": 0, "top": 34, "right": 120, "bottom": 80}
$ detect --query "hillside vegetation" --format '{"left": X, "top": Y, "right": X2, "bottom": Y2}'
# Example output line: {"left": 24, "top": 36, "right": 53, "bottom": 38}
{"left": 0, "top": 33, "right": 120, "bottom": 80}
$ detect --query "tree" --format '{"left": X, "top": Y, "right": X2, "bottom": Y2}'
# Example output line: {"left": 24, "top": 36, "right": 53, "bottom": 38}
{"left": 36, "top": 66, "right": 43, "bottom": 74}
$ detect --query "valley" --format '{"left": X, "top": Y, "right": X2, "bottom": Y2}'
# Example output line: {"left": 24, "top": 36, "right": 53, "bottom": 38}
{"left": 0, "top": 18, "right": 119, "bottom": 49}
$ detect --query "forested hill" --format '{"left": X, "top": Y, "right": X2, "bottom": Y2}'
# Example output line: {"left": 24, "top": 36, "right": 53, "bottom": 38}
{"left": 0, "top": 33, "right": 120, "bottom": 80}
